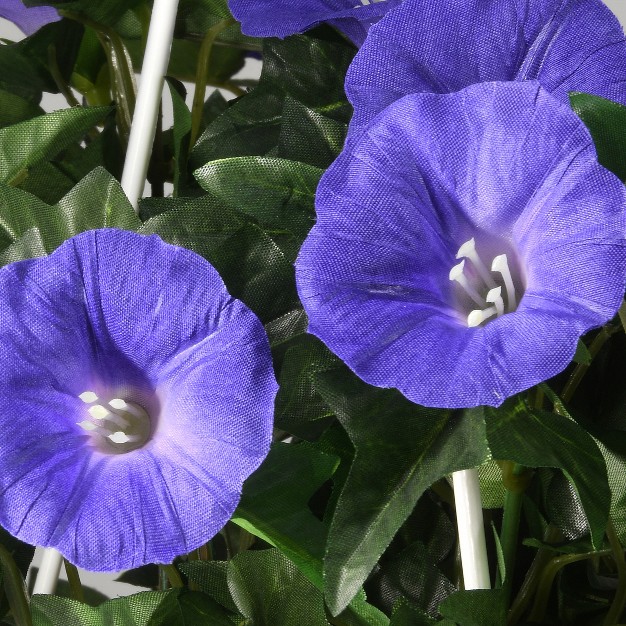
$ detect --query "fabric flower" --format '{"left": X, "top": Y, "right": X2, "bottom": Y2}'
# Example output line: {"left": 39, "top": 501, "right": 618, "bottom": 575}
{"left": 0, "top": 229, "right": 277, "bottom": 571}
{"left": 346, "top": 0, "right": 626, "bottom": 134}
{"left": 296, "top": 81, "right": 626, "bottom": 409}
{"left": 228, "top": 0, "right": 401, "bottom": 46}
{"left": 0, "top": 0, "right": 59, "bottom": 36}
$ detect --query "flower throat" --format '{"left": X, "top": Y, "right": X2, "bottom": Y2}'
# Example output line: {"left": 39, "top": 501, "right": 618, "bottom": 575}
{"left": 449, "top": 237, "right": 520, "bottom": 327}
{"left": 76, "top": 391, "right": 151, "bottom": 454}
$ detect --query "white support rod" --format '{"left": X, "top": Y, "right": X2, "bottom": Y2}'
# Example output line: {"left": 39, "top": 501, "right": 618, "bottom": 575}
{"left": 32, "top": 549, "right": 64, "bottom": 595}
{"left": 452, "top": 468, "right": 490, "bottom": 589}
{"left": 120, "top": 0, "right": 181, "bottom": 210}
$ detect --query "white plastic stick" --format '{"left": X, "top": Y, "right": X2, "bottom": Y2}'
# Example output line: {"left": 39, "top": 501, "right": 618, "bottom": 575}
{"left": 452, "top": 468, "right": 490, "bottom": 589}
{"left": 120, "top": 0, "right": 181, "bottom": 210}
{"left": 32, "top": 549, "right": 63, "bottom": 595}
{"left": 32, "top": 1, "right": 180, "bottom": 597}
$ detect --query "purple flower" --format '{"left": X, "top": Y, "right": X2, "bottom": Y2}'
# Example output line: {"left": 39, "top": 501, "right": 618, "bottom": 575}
{"left": 346, "top": 0, "right": 626, "bottom": 134}
{"left": 0, "top": 0, "right": 59, "bottom": 36}
{"left": 296, "top": 81, "right": 626, "bottom": 408}
{"left": 0, "top": 229, "right": 277, "bottom": 571}
{"left": 228, "top": 0, "right": 401, "bottom": 46}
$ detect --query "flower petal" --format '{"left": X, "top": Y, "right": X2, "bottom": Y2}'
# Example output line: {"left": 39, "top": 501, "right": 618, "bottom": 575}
{"left": 228, "top": 0, "right": 400, "bottom": 43}
{"left": 0, "top": 229, "right": 277, "bottom": 570}
{"left": 0, "top": 0, "right": 59, "bottom": 35}
{"left": 346, "top": 0, "right": 626, "bottom": 134}
{"left": 297, "top": 81, "right": 626, "bottom": 407}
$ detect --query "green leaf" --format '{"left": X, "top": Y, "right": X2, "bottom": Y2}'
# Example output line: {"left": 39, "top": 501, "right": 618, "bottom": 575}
{"left": 390, "top": 602, "right": 455, "bottom": 626}
{"left": 0, "top": 167, "right": 138, "bottom": 262}
{"left": 0, "top": 107, "right": 110, "bottom": 186}
{"left": 194, "top": 156, "right": 321, "bottom": 240}
{"left": 139, "top": 194, "right": 243, "bottom": 240}
{"left": 190, "top": 34, "right": 354, "bottom": 168}
{"left": 315, "top": 369, "right": 491, "bottom": 615}
{"left": 0, "top": 91, "right": 43, "bottom": 129}
{"left": 232, "top": 442, "right": 338, "bottom": 589}
{"left": 166, "top": 80, "right": 192, "bottom": 196}
{"left": 569, "top": 92, "right": 626, "bottom": 182}
{"left": 274, "top": 336, "right": 340, "bottom": 430}
{"left": 227, "top": 549, "right": 331, "bottom": 626}
{"left": 0, "top": 543, "right": 31, "bottom": 626}
{"left": 178, "top": 561, "right": 241, "bottom": 616}
{"left": 0, "top": 228, "right": 46, "bottom": 266}
{"left": 479, "top": 396, "right": 610, "bottom": 549}
{"left": 0, "top": 44, "right": 47, "bottom": 102}
{"left": 573, "top": 338, "right": 592, "bottom": 365}
{"left": 439, "top": 589, "right": 507, "bottom": 626}
{"left": 277, "top": 97, "right": 348, "bottom": 168}
{"left": 32, "top": 589, "right": 231, "bottom": 626}
{"left": 53, "top": 166, "right": 140, "bottom": 242}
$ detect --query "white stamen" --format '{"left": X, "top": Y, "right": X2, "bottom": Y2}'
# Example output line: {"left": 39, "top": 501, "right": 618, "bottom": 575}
{"left": 456, "top": 238, "right": 497, "bottom": 289}
{"left": 492, "top": 254, "right": 517, "bottom": 310}
{"left": 467, "top": 307, "right": 497, "bottom": 328}
{"left": 109, "top": 398, "right": 145, "bottom": 418}
{"left": 78, "top": 391, "right": 98, "bottom": 404}
{"left": 108, "top": 431, "right": 142, "bottom": 444}
{"left": 486, "top": 286, "right": 505, "bottom": 317}
{"left": 449, "top": 260, "right": 485, "bottom": 306}
{"left": 88, "top": 405, "right": 109, "bottom": 420}
{"left": 88, "top": 404, "right": 129, "bottom": 429}
{"left": 77, "top": 420, "right": 98, "bottom": 432}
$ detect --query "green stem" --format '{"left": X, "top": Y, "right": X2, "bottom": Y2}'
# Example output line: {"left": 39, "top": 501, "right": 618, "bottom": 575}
{"left": 189, "top": 18, "right": 236, "bottom": 148}
{"left": 605, "top": 520, "right": 626, "bottom": 625}
{"left": 47, "top": 45, "right": 80, "bottom": 108}
{"left": 561, "top": 326, "right": 613, "bottom": 403}
{"left": 161, "top": 564, "right": 184, "bottom": 589}
{"left": 63, "top": 560, "right": 84, "bottom": 603}
{"left": 617, "top": 300, "right": 626, "bottom": 336}
{"left": 498, "top": 463, "right": 530, "bottom": 594}
{"left": 61, "top": 11, "right": 137, "bottom": 147}
{"left": 528, "top": 548, "right": 612, "bottom": 622}
{"left": 508, "top": 525, "right": 562, "bottom": 625}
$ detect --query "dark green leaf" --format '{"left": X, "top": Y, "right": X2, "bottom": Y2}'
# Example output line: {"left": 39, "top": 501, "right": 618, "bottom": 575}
{"left": 479, "top": 396, "right": 610, "bottom": 549}
{"left": 52, "top": 166, "right": 140, "bottom": 245}
{"left": 0, "top": 107, "right": 110, "bottom": 185}
{"left": 390, "top": 602, "right": 455, "bottom": 626}
{"left": 227, "top": 549, "right": 330, "bottom": 626}
{"left": 573, "top": 339, "right": 592, "bottom": 365}
{"left": 166, "top": 80, "right": 192, "bottom": 196}
{"left": 190, "top": 34, "right": 354, "bottom": 168}
{"left": 570, "top": 92, "right": 626, "bottom": 181}
{"left": 439, "top": 589, "right": 506, "bottom": 626}
{"left": 0, "top": 543, "right": 31, "bottom": 626}
{"left": 315, "top": 369, "right": 491, "bottom": 615}
{"left": 178, "top": 561, "right": 240, "bottom": 615}
{"left": 0, "top": 91, "right": 43, "bottom": 129}
{"left": 232, "top": 442, "right": 338, "bottom": 588}
{"left": 32, "top": 589, "right": 230, "bottom": 626}
{"left": 194, "top": 156, "right": 321, "bottom": 241}
{"left": 0, "top": 44, "right": 47, "bottom": 102}
{"left": 277, "top": 97, "right": 348, "bottom": 167}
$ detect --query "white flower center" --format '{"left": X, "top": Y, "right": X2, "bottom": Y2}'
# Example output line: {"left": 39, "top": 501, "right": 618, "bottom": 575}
{"left": 77, "top": 391, "right": 151, "bottom": 454}
{"left": 448, "top": 238, "right": 519, "bottom": 328}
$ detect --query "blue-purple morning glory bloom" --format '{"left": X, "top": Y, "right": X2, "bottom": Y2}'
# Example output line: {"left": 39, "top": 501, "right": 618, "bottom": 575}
{"left": 228, "top": 0, "right": 401, "bottom": 46}
{"left": 0, "top": 0, "right": 59, "bottom": 35}
{"left": 0, "top": 229, "right": 277, "bottom": 571}
{"left": 346, "top": 0, "right": 626, "bottom": 134}
{"left": 296, "top": 81, "right": 626, "bottom": 409}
